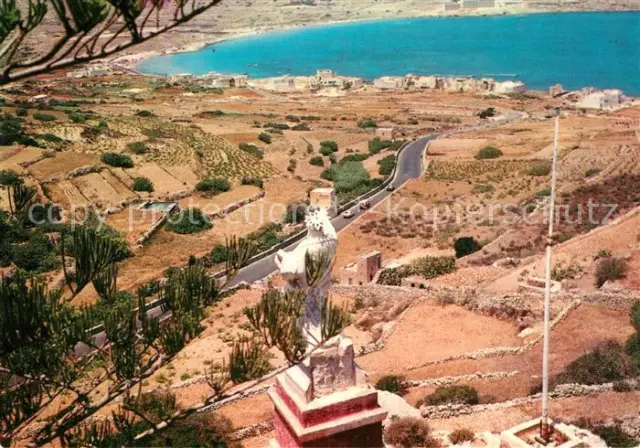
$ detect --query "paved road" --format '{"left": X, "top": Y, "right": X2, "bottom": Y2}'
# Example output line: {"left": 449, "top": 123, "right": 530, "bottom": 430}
{"left": 76, "top": 112, "right": 525, "bottom": 354}
{"left": 226, "top": 134, "right": 436, "bottom": 287}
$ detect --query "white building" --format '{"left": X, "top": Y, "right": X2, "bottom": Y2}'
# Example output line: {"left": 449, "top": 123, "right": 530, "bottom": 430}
{"left": 577, "top": 89, "right": 624, "bottom": 110}
{"left": 67, "top": 64, "right": 111, "bottom": 78}
{"left": 494, "top": 80, "right": 527, "bottom": 94}
{"left": 268, "top": 76, "right": 297, "bottom": 92}
{"left": 168, "top": 73, "right": 194, "bottom": 84}
{"left": 374, "top": 76, "right": 405, "bottom": 90}
{"left": 412, "top": 75, "right": 438, "bottom": 89}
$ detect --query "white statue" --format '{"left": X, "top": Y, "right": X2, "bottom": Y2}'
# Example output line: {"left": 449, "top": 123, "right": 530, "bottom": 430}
{"left": 275, "top": 207, "right": 337, "bottom": 343}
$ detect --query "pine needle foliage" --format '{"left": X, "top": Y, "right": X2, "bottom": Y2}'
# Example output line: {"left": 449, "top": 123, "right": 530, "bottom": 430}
{"left": 320, "top": 297, "right": 352, "bottom": 341}
{"left": 305, "top": 249, "right": 333, "bottom": 288}
{"left": 225, "top": 235, "right": 258, "bottom": 282}
{"left": 244, "top": 289, "right": 307, "bottom": 364}
{"left": 228, "top": 337, "right": 273, "bottom": 384}
{"left": 61, "top": 225, "right": 121, "bottom": 296}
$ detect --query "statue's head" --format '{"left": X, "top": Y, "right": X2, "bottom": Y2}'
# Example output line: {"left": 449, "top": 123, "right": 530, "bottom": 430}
{"left": 274, "top": 207, "right": 337, "bottom": 287}
{"left": 305, "top": 208, "right": 337, "bottom": 240}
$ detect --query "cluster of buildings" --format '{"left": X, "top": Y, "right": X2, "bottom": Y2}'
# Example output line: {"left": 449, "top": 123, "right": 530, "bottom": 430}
{"left": 66, "top": 63, "right": 115, "bottom": 79}
{"left": 576, "top": 87, "right": 627, "bottom": 110}
{"left": 247, "top": 69, "right": 364, "bottom": 94}
{"left": 167, "top": 72, "right": 249, "bottom": 89}
{"left": 549, "top": 84, "right": 631, "bottom": 111}
{"left": 373, "top": 74, "right": 527, "bottom": 94}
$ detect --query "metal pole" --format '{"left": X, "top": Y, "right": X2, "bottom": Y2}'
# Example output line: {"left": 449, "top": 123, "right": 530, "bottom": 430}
{"left": 541, "top": 107, "right": 560, "bottom": 439}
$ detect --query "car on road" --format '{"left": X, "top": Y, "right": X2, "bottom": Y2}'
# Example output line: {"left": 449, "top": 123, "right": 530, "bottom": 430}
{"left": 342, "top": 209, "right": 356, "bottom": 219}
{"left": 386, "top": 183, "right": 395, "bottom": 191}
{"left": 359, "top": 200, "right": 371, "bottom": 210}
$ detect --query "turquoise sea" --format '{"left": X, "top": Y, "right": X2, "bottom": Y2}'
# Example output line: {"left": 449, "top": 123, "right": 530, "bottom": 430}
{"left": 138, "top": 12, "right": 640, "bottom": 94}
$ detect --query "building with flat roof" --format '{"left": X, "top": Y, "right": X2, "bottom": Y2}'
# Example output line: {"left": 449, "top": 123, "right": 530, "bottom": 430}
{"left": 309, "top": 187, "right": 338, "bottom": 217}
{"left": 339, "top": 251, "right": 383, "bottom": 286}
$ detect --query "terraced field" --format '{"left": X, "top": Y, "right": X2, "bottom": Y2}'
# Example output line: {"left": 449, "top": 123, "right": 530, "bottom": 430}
{"left": 426, "top": 159, "right": 547, "bottom": 182}
{"left": 57, "top": 180, "right": 89, "bottom": 206}
{"left": 73, "top": 172, "right": 128, "bottom": 206}
{"left": 100, "top": 170, "right": 137, "bottom": 199}
{"left": 133, "top": 163, "right": 187, "bottom": 196}
{"left": 104, "top": 117, "right": 276, "bottom": 180}
{"left": 28, "top": 152, "right": 100, "bottom": 181}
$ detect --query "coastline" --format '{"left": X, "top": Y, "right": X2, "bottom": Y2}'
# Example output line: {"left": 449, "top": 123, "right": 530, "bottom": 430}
{"left": 115, "top": 7, "right": 639, "bottom": 74}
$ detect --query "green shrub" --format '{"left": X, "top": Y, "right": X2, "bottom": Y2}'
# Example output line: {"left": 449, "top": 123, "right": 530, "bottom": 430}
{"left": 320, "top": 140, "right": 338, "bottom": 152}
{"left": 319, "top": 146, "right": 333, "bottom": 156}
{"left": 383, "top": 417, "right": 436, "bottom": 448}
{"left": 241, "top": 176, "right": 264, "bottom": 188}
{"left": 369, "top": 137, "right": 401, "bottom": 154}
{"left": 374, "top": 375, "right": 407, "bottom": 396}
{"left": 284, "top": 202, "right": 307, "bottom": 224}
{"left": 585, "top": 167, "right": 602, "bottom": 177}
{"left": 379, "top": 256, "right": 455, "bottom": 285}
{"left": 286, "top": 115, "right": 300, "bottom": 122}
{"left": 127, "top": 141, "right": 148, "bottom": 154}
{"left": 425, "top": 385, "right": 479, "bottom": 406}
{"left": 570, "top": 419, "right": 639, "bottom": 448}
{"left": 593, "top": 425, "right": 638, "bottom": 447}
{"left": 536, "top": 187, "right": 551, "bottom": 197}
{"left": 33, "top": 112, "right": 56, "bottom": 122}
{"left": 135, "top": 109, "right": 155, "bottom": 117}
{"left": 631, "top": 302, "right": 640, "bottom": 333}
{"left": 11, "top": 231, "right": 58, "bottom": 273}
{"left": 37, "top": 133, "right": 64, "bottom": 143}
{"left": 239, "top": 142, "right": 264, "bottom": 159}
{"left": 369, "top": 138, "right": 383, "bottom": 154}
{"left": 101, "top": 152, "right": 133, "bottom": 168}
{"left": 309, "top": 156, "right": 324, "bottom": 167}
{"left": 0, "top": 114, "right": 39, "bottom": 146}
{"left": 195, "top": 177, "right": 231, "bottom": 195}
{"left": 594, "top": 249, "right": 612, "bottom": 260}
{"left": 133, "top": 176, "right": 154, "bottom": 192}
{"left": 341, "top": 153, "right": 369, "bottom": 164}
{"left": 595, "top": 257, "right": 627, "bottom": 287}
{"left": 68, "top": 111, "right": 88, "bottom": 123}
{"left": 553, "top": 341, "right": 629, "bottom": 386}
{"left": 200, "top": 109, "right": 225, "bottom": 117}
{"left": 258, "top": 132, "right": 272, "bottom": 144}
{"left": 292, "top": 123, "right": 310, "bottom": 131}
{"left": 475, "top": 146, "right": 503, "bottom": 160}
{"left": 16, "top": 108, "right": 28, "bottom": 117}
{"left": 551, "top": 261, "right": 583, "bottom": 281}
{"left": 526, "top": 162, "right": 552, "bottom": 176}
{"left": 449, "top": 428, "right": 475, "bottom": 445}
{"left": 167, "top": 207, "right": 212, "bottom": 234}
{"left": 357, "top": 118, "right": 377, "bottom": 129}
{"left": 264, "top": 122, "right": 289, "bottom": 130}
{"left": 472, "top": 183, "right": 495, "bottom": 194}
{"left": 378, "top": 154, "right": 396, "bottom": 176}
{"left": 142, "top": 414, "right": 233, "bottom": 448}
{"left": 453, "top": 237, "right": 481, "bottom": 258}
{"left": 134, "top": 391, "right": 178, "bottom": 422}
{"left": 477, "top": 107, "right": 496, "bottom": 119}
{"left": 209, "top": 244, "right": 228, "bottom": 264}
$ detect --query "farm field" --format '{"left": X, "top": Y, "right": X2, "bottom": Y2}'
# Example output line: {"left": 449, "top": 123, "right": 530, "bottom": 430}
{"left": 3, "top": 72, "right": 640, "bottom": 446}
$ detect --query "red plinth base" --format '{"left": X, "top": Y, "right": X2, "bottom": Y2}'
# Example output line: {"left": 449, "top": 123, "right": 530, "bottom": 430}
{"left": 269, "top": 367, "right": 387, "bottom": 448}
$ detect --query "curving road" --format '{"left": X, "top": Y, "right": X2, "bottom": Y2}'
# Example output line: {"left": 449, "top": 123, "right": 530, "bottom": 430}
{"left": 76, "top": 112, "right": 525, "bottom": 355}
{"left": 226, "top": 134, "right": 436, "bottom": 287}
{"left": 226, "top": 110, "right": 527, "bottom": 287}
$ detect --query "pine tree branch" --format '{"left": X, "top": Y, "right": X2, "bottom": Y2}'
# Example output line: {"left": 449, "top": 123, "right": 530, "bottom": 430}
{"left": 0, "top": 0, "right": 223, "bottom": 86}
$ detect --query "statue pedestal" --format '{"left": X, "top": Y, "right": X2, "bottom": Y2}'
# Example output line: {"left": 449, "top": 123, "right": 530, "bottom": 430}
{"left": 268, "top": 336, "right": 387, "bottom": 448}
